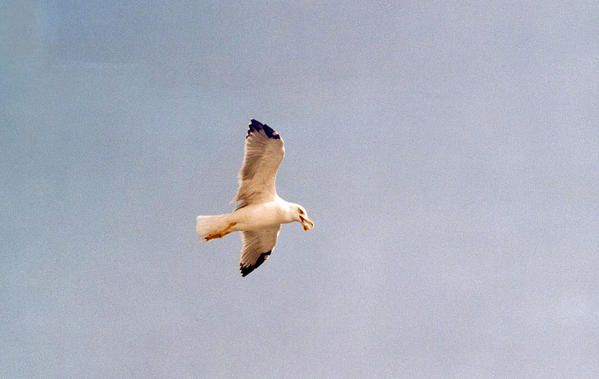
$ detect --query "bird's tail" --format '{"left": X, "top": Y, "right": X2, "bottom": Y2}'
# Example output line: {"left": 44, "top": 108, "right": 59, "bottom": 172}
{"left": 196, "top": 214, "right": 233, "bottom": 242}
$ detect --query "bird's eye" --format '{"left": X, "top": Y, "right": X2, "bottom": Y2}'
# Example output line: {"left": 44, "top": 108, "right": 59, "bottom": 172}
{"left": 298, "top": 208, "right": 304, "bottom": 215}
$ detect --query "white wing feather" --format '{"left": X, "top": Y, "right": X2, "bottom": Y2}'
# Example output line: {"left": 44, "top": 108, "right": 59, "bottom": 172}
{"left": 240, "top": 227, "right": 281, "bottom": 277}
{"left": 233, "top": 120, "right": 285, "bottom": 210}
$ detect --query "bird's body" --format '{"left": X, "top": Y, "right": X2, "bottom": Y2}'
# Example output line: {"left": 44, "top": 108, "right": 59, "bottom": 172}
{"left": 231, "top": 197, "right": 296, "bottom": 231}
{"left": 196, "top": 119, "right": 314, "bottom": 277}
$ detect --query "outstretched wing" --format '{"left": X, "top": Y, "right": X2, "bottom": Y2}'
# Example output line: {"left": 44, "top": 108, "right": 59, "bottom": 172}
{"left": 240, "top": 227, "right": 281, "bottom": 277}
{"left": 233, "top": 119, "right": 285, "bottom": 210}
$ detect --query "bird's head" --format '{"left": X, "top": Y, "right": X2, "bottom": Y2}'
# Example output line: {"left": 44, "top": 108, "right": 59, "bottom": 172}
{"left": 294, "top": 204, "right": 314, "bottom": 231}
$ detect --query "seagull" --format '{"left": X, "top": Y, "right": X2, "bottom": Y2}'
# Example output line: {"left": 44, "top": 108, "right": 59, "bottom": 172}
{"left": 196, "top": 119, "right": 314, "bottom": 277}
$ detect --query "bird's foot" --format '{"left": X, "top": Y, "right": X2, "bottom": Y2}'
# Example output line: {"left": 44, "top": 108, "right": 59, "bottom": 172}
{"left": 204, "top": 223, "right": 236, "bottom": 242}
{"left": 204, "top": 233, "right": 222, "bottom": 241}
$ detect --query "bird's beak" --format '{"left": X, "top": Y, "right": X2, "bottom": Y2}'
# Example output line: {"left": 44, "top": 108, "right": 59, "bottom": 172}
{"left": 300, "top": 215, "right": 314, "bottom": 231}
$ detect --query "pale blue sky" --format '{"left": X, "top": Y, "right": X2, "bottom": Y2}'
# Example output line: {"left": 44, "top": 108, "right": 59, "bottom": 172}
{"left": 2, "top": 1, "right": 598, "bottom": 377}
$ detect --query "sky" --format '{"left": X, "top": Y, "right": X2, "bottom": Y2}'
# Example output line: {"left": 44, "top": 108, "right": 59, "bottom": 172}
{"left": 1, "top": 1, "right": 598, "bottom": 377}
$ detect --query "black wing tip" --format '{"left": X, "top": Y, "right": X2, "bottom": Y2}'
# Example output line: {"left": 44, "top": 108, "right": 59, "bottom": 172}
{"left": 240, "top": 250, "right": 272, "bottom": 277}
{"left": 247, "top": 119, "right": 281, "bottom": 140}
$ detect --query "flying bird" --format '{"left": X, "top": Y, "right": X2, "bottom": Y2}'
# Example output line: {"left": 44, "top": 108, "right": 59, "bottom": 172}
{"left": 196, "top": 119, "right": 314, "bottom": 277}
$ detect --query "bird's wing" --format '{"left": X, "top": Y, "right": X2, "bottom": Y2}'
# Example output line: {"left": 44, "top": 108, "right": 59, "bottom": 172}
{"left": 233, "top": 119, "right": 285, "bottom": 210}
{"left": 240, "top": 227, "right": 281, "bottom": 277}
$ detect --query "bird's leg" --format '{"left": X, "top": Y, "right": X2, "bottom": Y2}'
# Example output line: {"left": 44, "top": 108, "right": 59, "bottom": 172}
{"left": 204, "top": 222, "right": 236, "bottom": 241}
